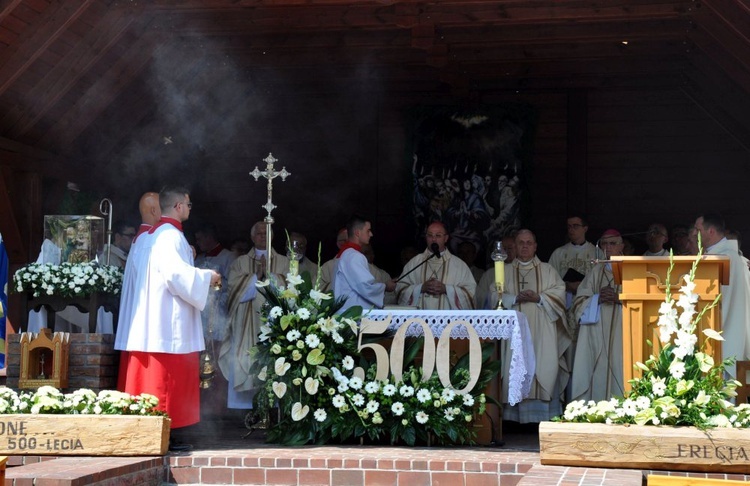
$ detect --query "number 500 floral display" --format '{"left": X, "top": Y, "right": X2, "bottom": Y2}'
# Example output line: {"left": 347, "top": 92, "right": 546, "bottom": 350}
{"left": 247, "top": 270, "right": 500, "bottom": 446}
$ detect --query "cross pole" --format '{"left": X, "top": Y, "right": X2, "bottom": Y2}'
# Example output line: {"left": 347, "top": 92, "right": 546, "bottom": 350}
{"left": 250, "top": 153, "right": 290, "bottom": 273}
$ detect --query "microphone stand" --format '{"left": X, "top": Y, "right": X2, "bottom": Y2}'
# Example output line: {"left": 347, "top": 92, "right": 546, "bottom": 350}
{"left": 395, "top": 251, "right": 440, "bottom": 283}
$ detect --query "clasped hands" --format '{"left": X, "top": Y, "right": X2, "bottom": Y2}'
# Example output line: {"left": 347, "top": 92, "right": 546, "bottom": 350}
{"left": 516, "top": 289, "right": 541, "bottom": 304}
{"left": 599, "top": 285, "right": 620, "bottom": 305}
{"left": 254, "top": 255, "right": 267, "bottom": 280}
{"left": 422, "top": 278, "right": 446, "bottom": 296}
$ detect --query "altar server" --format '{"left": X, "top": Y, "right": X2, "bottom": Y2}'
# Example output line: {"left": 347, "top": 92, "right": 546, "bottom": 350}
{"left": 333, "top": 214, "right": 396, "bottom": 313}
{"left": 115, "top": 186, "right": 220, "bottom": 432}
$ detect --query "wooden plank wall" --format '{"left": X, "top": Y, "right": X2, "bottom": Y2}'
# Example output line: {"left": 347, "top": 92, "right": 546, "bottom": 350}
{"left": 51, "top": 84, "right": 750, "bottom": 278}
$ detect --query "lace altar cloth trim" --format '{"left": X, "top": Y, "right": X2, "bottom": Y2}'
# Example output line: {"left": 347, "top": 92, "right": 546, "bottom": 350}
{"left": 364, "top": 310, "right": 535, "bottom": 406}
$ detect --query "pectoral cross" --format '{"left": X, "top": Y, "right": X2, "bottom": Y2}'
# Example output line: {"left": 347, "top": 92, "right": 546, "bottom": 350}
{"left": 250, "top": 153, "right": 291, "bottom": 272}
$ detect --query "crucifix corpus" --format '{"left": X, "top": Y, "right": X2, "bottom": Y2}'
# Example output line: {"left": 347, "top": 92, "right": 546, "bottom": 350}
{"left": 250, "top": 153, "right": 291, "bottom": 273}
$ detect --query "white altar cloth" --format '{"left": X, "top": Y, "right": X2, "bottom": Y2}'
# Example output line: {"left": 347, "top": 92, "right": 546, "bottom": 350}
{"left": 365, "top": 309, "right": 535, "bottom": 406}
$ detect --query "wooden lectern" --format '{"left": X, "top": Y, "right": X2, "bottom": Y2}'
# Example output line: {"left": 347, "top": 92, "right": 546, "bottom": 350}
{"left": 611, "top": 256, "right": 729, "bottom": 391}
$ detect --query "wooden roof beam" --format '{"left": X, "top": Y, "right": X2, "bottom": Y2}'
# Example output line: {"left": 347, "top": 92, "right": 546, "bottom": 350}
{"left": 0, "top": 0, "right": 95, "bottom": 97}
{"left": 5, "top": 7, "right": 141, "bottom": 139}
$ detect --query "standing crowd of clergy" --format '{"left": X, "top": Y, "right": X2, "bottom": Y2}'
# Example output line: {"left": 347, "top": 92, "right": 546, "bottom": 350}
{"left": 112, "top": 188, "right": 750, "bottom": 448}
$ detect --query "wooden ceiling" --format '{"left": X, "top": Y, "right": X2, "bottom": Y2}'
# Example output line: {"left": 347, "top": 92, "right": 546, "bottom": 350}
{"left": 0, "top": 0, "right": 748, "bottom": 168}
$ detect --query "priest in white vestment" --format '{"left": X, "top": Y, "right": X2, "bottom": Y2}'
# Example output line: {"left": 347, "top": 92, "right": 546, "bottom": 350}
{"left": 548, "top": 215, "right": 597, "bottom": 309}
{"left": 333, "top": 216, "right": 396, "bottom": 313}
{"left": 115, "top": 187, "right": 220, "bottom": 430}
{"left": 220, "top": 221, "right": 290, "bottom": 409}
{"left": 496, "top": 229, "right": 570, "bottom": 423}
{"left": 318, "top": 228, "right": 348, "bottom": 292}
{"left": 570, "top": 229, "right": 625, "bottom": 402}
{"left": 695, "top": 213, "right": 750, "bottom": 377}
{"left": 395, "top": 221, "right": 476, "bottom": 310}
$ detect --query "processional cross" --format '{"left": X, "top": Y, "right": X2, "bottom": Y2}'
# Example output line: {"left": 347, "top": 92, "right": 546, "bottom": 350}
{"left": 250, "top": 153, "right": 290, "bottom": 273}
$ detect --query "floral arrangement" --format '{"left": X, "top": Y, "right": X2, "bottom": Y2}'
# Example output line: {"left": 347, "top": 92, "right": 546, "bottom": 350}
{"left": 248, "top": 266, "right": 498, "bottom": 446}
{"left": 559, "top": 245, "right": 750, "bottom": 429}
{"left": 0, "top": 386, "right": 162, "bottom": 416}
{"left": 13, "top": 262, "right": 123, "bottom": 298}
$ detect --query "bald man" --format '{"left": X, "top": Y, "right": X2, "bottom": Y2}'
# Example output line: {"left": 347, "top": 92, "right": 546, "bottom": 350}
{"left": 395, "top": 221, "right": 475, "bottom": 309}
{"left": 135, "top": 191, "right": 161, "bottom": 240}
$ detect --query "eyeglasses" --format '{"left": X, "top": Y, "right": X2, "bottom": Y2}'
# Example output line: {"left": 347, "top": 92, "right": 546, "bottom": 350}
{"left": 174, "top": 201, "right": 193, "bottom": 209}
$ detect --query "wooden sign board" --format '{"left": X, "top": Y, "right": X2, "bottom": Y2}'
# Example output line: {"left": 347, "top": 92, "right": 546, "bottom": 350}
{"left": 0, "top": 415, "right": 170, "bottom": 456}
{"left": 540, "top": 421, "right": 750, "bottom": 473}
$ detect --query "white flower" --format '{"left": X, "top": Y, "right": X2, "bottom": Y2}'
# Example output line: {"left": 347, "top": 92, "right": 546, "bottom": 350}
{"left": 391, "top": 402, "right": 405, "bottom": 416}
{"left": 416, "top": 389, "right": 431, "bottom": 403}
{"left": 296, "top": 308, "right": 311, "bottom": 320}
{"left": 348, "top": 377, "right": 363, "bottom": 390}
{"left": 366, "top": 400, "right": 380, "bottom": 413}
{"left": 258, "top": 325, "right": 272, "bottom": 342}
{"left": 341, "top": 356, "right": 355, "bottom": 371}
{"left": 352, "top": 394, "right": 365, "bottom": 406}
{"left": 651, "top": 377, "right": 666, "bottom": 397}
{"left": 257, "top": 366, "right": 268, "bottom": 382}
{"left": 462, "top": 394, "right": 475, "bottom": 407}
{"left": 313, "top": 409, "right": 327, "bottom": 422}
{"left": 441, "top": 388, "right": 456, "bottom": 403}
{"left": 337, "top": 382, "right": 349, "bottom": 393}
{"left": 274, "top": 357, "right": 291, "bottom": 376}
{"left": 365, "top": 381, "right": 380, "bottom": 394}
{"left": 416, "top": 411, "right": 429, "bottom": 424}
{"left": 332, "top": 395, "right": 346, "bottom": 408}
{"left": 270, "top": 306, "right": 283, "bottom": 318}
{"left": 694, "top": 390, "right": 710, "bottom": 406}
{"left": 444, "top": 409, "right": 455, "bottom": 421}
{"left": 310, "top": 289, "right": 332, "bottom": 305}
{"left": 305, "top": 334, "right": 320, "bottom": 348}
{"left": 702, "top": 328, "right": 724, "bottom": 342}
{"left": 287, "top": 274, "right": 304, "bottom": 287}
{"left": 382, "top": 384, "right": 397, "bottom": 397}
{"left": 286, "top": 329, "right": 301, "bottom": 342}
{"left": 669, "top": 359, "right": 686, "bottom": 380}
{"left": 399, "top": 385, "right": 414, "bottom": 397}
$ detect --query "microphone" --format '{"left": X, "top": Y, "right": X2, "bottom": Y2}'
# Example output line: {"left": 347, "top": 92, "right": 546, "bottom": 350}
{"left": 395, "top": 244, "right": 442, "bottom": 283}
{"left": 430, "top": 243, "right": 441, "bottom": 259}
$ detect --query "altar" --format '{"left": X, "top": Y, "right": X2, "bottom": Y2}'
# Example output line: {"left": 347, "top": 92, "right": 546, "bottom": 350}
{"left": 366, "top": 309, "right": 535, "bottom": 407}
